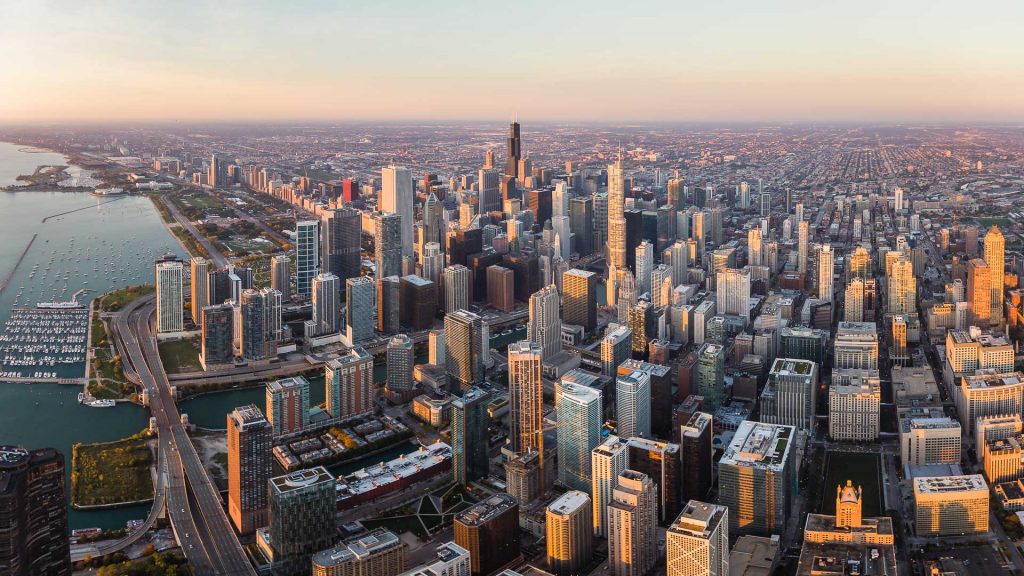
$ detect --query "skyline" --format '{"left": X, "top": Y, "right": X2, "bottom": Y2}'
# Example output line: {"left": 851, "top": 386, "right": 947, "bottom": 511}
{"left": 2, "top": 0, "right": 1023, "bottom": 123}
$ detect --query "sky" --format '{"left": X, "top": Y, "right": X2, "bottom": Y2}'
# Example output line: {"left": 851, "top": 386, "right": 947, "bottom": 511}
{"left": 1, "top": 0, "right": 1023, "bottom": 123}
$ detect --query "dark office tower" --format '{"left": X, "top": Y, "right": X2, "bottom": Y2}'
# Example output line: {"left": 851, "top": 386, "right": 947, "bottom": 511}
{"left": 209, "top": 153, "right": 223, "bottom": 188}
{"left": 452, "top": 387, "right": 492, "bottom": 486}
{"left": 341, "top": 178, "right": 360, "bottom": 203}
{"left": 377, "top": 276, "right": 401, "bottom": 334}
{"left": 454, "top": 493, "right": 521, "bottom": 576}
{"left": 322, "top": 207, "right": 362, "bottom": 284}
{"left": 656, "top": 205, "right": 675, "bottom": 250}
{"left": 641, "top": 210, "right": 660, "bottom": 248}
{"left": 271, "top": 255, "right": 291, "bottom": 301}
{"left": 507, "top": 120, "right": 522, "bottom": 179}
{"left": 0, "top": 446, "right": 71, "bottom": 576}
{"left": 228, "top": 405, "right": 272, "bottom": 535}
{"left": 469, "top": 252, "right": 503, "bottom": 302}
{"left": 680, "top": 412, "right": 713, "bottom": 502}
{"left": 445, "top": 310, "right": 485, "bottom": 391}
{"left": 269, "top": 467, "right": 337, "bottom": 576}
{"left": 501, "top": 175, "right": 519, "bottom": 203}
{"left": 447, "top": 228, "right": 483, "bottom": 268}
{"left": 201, "top": 303, "right": 234, "bottom": 368}
{"left": 239, "top": 289, "right": 267, "bottom": 360}
{"left": 624, "top": 208, "right": 644, "bottom": 270}
{"left": 785, "top": 187, "right": 792, "bottom": 214}
{"left": 400, "top": 275, "right": 436, "bottom": 330}
{"left": 528, "top": 188, "right": 552, "bottom": 228}
{"left": 479, "top": 168, "right": 501, "bottom": 215}
{"left": 233, "top": 266, "right": 254, "bottom": 290}
{"left": 569, "top": 196, "right": 594, "bottom": 256}
{"left": 502, "top": 253, "right": 541, "bottom": 302}
{"left": 625, "top": 438, "right": 682, "bottom": 524}
{"left": 209, "top": 268, "right": 232, "bottom": 305}
{"left": 423, "top": 192, "right": 444, "bottom": 248}
{"left": 563, "top": 269, "right": 597, "bottom": 332}
{"left": 374, "top": 212, "right": 403, "bottom": 279}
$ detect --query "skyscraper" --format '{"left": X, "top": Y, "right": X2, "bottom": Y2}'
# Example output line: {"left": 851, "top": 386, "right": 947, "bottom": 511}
{"left": 761, "top": 358, "right": 819, "bottom": 430}
{"left": 817, "top": 244, "right": 834, "bottom": 302}
{"left": 607, "top": 156, "right": 627, "bottom": 271}
{"left": 227, "top": 405, "right": 272, "bottom": 535}
{"left": 271, "top": 254, "right": 291, "bottom": 301}
{"left": 381, "top": 165, "right": 415, "bottom": 259}
{"left": 190, "top": 256, "right": 209, "bottom": 326}
{"left": 374, "top": 212, "right": 403, "bottom": 279}
{"left": 445, "top": 310, "right": 485, "bottom": 391}
{"left": 635, "top": 241, "right": 654, "bottom": 296}
{"left": 0, "top": 446, "right": 71, "bottom": 576}
{"left": 296, "top": 220, "right": 320, "bottom": 298}
{"left": 479, "top": 168, "right": 501, "bottom": 215}
{"left": 601, "top": 325, "right": 632, "bottom": 376}
{"left": 968, "top": 258, "right": 992, "bottom": 327}
{"left": 616, "top": 370, "right": 652, "bottom": 440}
{"left": 716, "top": 267, "right": 751, "bottom": 319}
{"left": 627, "top": 437, "right": 682, "bottom": 523}
{"left": 321, "top": 207, "right": 362, "bottom": 284}
{"left": 546, "top": 491, "right": 593, "bottom": 576}
{"left": 201, "top": 303, "right": 234, "bottom": 368}
{"left": 443, "top": 265, "right": 471, "bottom": 314}
{"left": 666, "top": 501, "right": 729, "bottom": 576}
{"left": 266, "top": 376, "right": 311, "bottom": 436}
{"left": 452, "top": 387, "right": 492, "bottom": 486}
{"left": 386, "top": 334, "right": 415, "bottom": 393}
{"left": 454, "top": 493, "right": 521, "bottom": 576}
{"left": 680, "top": 412, "right": 714, "bottom": 502}
{"left": 325, "top": 346, "right": 373, "bottom": 419}
{"left": 528, "top": 284, "right": 562, "bottom": 359}
{"left": 238, "top": 288, "right": 268, "bottom": 360}
{"left": 269, "top": 466, "right": 337, "bottom": 576}
{"left": 557, "top": 381, "right": 602, "bottom": 492}
{"left": 607, "top": 470, "right": 658, "bottom": 576}
{"left": 156, "top": 257, "right": 184, "bottom": 333}
{"left": 888, "top": 257, "right": 916, "bottom": 315}
{"left": 747, "top": 228, "right": 762, "bottom": 267}
{"left": 507, "top": 120, "right": 522, "bottom": 180}
{"left": 984, "top": 225, "right": 1005, "bottom": 326}
{"left": 312, "top": 272, "right": 341, "bottom": 335}
{"left": 344, "top": 276, "right": 375, "bottom": 345}
{"left": 718, "top": 421, "right": 795, "bottom": 536}
{"left": 591, "top": 436, "right": 629, "bottom": 538}
{"left": 508, "top": 341, "right": 544, "bottom": 457}
{"left": 797, "top": 221, "right": 809, "bottom": 275}
{"left": 696, "top": 343, "right": 726, "bottom": 411}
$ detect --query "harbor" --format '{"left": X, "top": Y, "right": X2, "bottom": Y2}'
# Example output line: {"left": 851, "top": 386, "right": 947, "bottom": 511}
{"left": 0, "top": 303, "right": 89, "bottom": 378}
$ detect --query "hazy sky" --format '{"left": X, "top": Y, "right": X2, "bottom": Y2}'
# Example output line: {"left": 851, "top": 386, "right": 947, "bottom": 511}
{"left": 2, "top": 0, "right": 1022, "bottom": 123}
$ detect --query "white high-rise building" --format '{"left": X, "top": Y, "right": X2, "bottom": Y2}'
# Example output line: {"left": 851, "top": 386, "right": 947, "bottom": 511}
{"left": 888, "top": 257, "right": 916, "bottom": 315}
{"left": 761, "top": 358, "right": 819, "bottom": 430}
{"left": 156, "top": 258, "right": 184, "bottom": 333}
{"left": 716, "top": 267, "right": 751, "bottom": 319}
{"left": 666, "top": 501, "right": 729, "bottom": 576}
{"left": 311, "top": 272, "right": 340, "bottom": 335}
{"left": 381, "top": 165, "right": 414, "bottom": 259}
{"left": 616, "top": 269, "right": 637, "bottom": 324}
{"left": 747, "top": 228, "right": 762, "bottom": 267}
{"left": 616, "top": 370, "right": 651, "bottom": 440}
{"left": 893, "top": 186, "right": 904, "bottom": 212}
{"left": 557, "top": 381, "right": 603, "bottom": 492}
{"left": 834, "top": 321, "right": 879, "bottom": 370}
{"left": 528, "top": 285, "right": 562, "bottom": 359}
{"left": 651, "top": 264, "right": 674, "bottom": 308}
{"left": 844, "top": 278, "right": 865, "bottom": 322}
{"left": 984, "top": 226, "right": 1005, "bottom": 325}
{"left": 635, "top": 241, "right": 654, "bottom": 296}
{"left": 443, "top": 265, "right": 471, "bottom": 314}
{"left": 591, "top": 436, "right": 629, "bottom": 537}
{"left": 608, "top": 470, "right": 657, "bottom": 576}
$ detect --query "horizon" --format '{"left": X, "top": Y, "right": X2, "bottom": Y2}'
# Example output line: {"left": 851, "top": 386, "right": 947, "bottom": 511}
{"left": 2, "top": 0, "right": 1023, "bottom": 123}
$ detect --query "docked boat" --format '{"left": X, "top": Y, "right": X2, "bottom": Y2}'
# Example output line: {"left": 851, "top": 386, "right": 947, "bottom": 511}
{"left": 84, "top": 399, "right": 115, "bottom": 408}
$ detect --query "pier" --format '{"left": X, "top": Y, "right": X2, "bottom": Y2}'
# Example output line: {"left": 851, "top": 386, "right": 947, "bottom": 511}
{"left": 41, "top": 196, "right": 125, "bottom": 223}
{"left": 0, "top": 233, "right": 37, "bottom": 297}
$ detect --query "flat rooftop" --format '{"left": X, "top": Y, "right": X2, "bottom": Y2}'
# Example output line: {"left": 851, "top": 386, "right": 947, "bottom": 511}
{"left": 455, "top": 493, "right": 517, "bottom": 526}
{"left": 271, "top": 466, "right": 334, "bottom": 494}
{"left": 311, "top": 529, "right": 403, "bottom": 567}
{"left": 720, "top": 421, "right": 794, "bottom": 472}
{"left": 770, "top": 358, "right": 817, "bottom": 376}
{"left": 229, "top": 404, "right": 267, "bottom": 429}
{"left": 267, "top": 375, "right": 310, "bottom": 393}
{"left": 962, "top": 371, "right": 1024, "bottom": 390}
{"left": 547, "top": 491, "right": 590, "bottom": 516}
{"left": 902, "top": 417, "right": 960, "bottom": 433}
{"left": 670, "top": 501, "right": 727, "bottom": 538}
{"left": 913, "top": 474, "right": 987, "bottom": 494}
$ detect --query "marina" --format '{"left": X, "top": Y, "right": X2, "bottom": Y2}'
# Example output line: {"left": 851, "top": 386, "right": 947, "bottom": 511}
{"left": 0, "top": 306, "right": 89, "bottom": 377}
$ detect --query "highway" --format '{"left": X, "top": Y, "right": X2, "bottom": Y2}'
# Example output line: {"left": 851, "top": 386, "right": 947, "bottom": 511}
{"left": 114, "top": 295, "right": 255, "bottom": 575}
{"left": 158, "top": 193, "right": 230, "bottom": 268}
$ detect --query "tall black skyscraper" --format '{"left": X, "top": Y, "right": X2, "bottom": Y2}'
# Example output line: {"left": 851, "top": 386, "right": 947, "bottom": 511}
{"left": 0, "top": 446, "right": 71, "bottom": 576}
{"left": 507, "top": 120, "right": 521, "bottom": 179}
{"left": 321, "top": 207, "right": 362, "bottom": 285}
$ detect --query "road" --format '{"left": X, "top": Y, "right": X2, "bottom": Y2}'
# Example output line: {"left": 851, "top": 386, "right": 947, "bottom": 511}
{"left": 159, "top": 193, "right": 230, "bottom": 268}
{"left": 114, "top": 295, "right": 255, "bottom": 575}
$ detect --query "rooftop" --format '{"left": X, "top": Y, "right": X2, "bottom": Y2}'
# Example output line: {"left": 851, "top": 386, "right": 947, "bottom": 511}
{"left": 229, "top": 404, "right": 268, "bottom": 429}
{"left": 454, "top": 493, "right": 518, "bottom": 526}
{"left": 770, "top": 357, "right": 817, "bottom": 377}
{"left": 913, "top": 474, "right": 987, "bottom": 494}
{"left": 669, "top": 500, "right": 727, "bottom": 538}
{"left": 962, "top": 371, "right": 1024, "bottom": 390}
{"left": 547, "top": 491, "right": 590, "bottom": 516}
{"left": 902, "top": 417, "right": 960, "bottom": 433}
{"left": 311, "top": 529, "right": 404, "bottom": 567}
{"left": 270, "top": 466, "right": 334, "bottom": 494}
{"left": 720, "top": 420, "right": 794, "bottom": 472}
{"left": 267, "top": 375, "right": 310, "bottom": 393}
